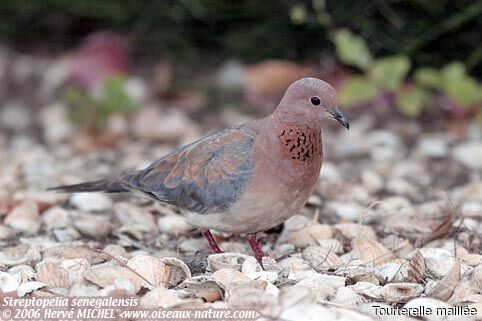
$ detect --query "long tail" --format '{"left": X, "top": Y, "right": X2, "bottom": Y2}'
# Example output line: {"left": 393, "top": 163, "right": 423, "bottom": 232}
{"left": 47, "top": 177, "right": 128, "bottom": 193}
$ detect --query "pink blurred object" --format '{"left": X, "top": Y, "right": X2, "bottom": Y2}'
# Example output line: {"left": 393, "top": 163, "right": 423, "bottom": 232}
{"left": 71, "top": 32, "right": 130, "bottom": 88}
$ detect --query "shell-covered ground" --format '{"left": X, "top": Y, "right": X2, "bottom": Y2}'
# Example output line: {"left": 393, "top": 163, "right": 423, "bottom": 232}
{"left": 1, "top": 58, "right": 482, "bottom": 320}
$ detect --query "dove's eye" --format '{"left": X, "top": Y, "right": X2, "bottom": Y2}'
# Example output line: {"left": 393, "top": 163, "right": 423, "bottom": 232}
{"left": 310, "top": 96, "right": 321, "bottom": 106}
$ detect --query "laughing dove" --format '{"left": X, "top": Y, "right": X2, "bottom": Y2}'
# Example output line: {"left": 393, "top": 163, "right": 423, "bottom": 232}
{"left": 50, "top": 77, "right": 349, "bottom": 263}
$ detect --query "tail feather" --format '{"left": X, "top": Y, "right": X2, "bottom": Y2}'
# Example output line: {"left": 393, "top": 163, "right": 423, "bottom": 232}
{"left": 48, "top": 178, "right": 128, "bottom": 193}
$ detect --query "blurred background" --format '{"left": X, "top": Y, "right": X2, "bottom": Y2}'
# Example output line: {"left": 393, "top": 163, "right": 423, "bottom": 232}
{"left": 0, "top": 0, "right": 481, "bottom": 193}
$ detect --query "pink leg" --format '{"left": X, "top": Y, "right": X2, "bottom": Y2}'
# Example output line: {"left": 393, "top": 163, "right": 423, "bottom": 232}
{"left": 248, "top": 234, "right": 266, "bottom": 264}
{"left": 201, "top": 229, "right": 223, "bottom": 253}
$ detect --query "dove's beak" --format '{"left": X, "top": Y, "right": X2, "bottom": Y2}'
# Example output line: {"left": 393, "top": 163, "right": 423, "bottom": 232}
{"left": 328, "top": 107, "right": 349, "bottom": 130}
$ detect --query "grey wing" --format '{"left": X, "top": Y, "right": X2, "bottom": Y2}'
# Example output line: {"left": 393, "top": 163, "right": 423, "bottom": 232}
{"left": 123, "top": 125, "right": 258, "bottom": 214}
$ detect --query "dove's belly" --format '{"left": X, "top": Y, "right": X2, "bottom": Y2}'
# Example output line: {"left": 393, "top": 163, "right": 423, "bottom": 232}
{"left": 183, "top": 171, "right": 317, "bottom": 233}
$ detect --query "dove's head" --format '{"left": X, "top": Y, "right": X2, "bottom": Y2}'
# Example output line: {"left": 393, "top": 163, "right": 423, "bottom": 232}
{"left": 275, "top": 77, "right": 349, "bottom": 129}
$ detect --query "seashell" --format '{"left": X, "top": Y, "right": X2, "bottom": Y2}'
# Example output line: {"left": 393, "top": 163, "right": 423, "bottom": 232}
{"left": 379, "top": 282, "right": 424, "bottom": 303}
{"left": 471, "top": 265, "right": 482, "bottom": 290}
{"left": 157, "top": 214, "right": 192, "bottom": 236}
{"left": 403, "top": 298, "right": 453, "bottom": 321}
{"left": 302, "top": 246, "right": 344, "bottom": 271}
{"left": 9, "top": 265, "right": 36, "bottom": 283}
{"left": 288, "top": 224, "right": 333, "bottom": 248}
{"left": 159, "top": 257, "right": 191, "bottom": 287}
{"left": 70, "top": 192, "right": 113, "bottom": 212}
{"left": 275, "top": 243, "right": 296, "bottom": 257}
{"left": 126, "top": 255, "right": 168, "bottom": 289}
{"left": 349, "top": 271, "right": 380, "bottom": 285}
{"left": 448, "top": 279, "right": 478, "bottom": 305}
{"left": 376, "top": 261, "right": 410, "bottom": 283}
{"left": 69, "top": 283, "right": 102, "bottom": 296}
{"left": 283, "top": 214, "right": 312, "bottom": 231}
{"left": 318, "top": 238, "right": 344, "bottom": 254}
{"left": 228, "top": 288, "right": 281, "bottom": 318}
{"left": 72, "top": 213, "right": 112, "bottom": 238}
{"left": 333, "top": 223, "right": 377, "bottom": 243}
{"left": 0, "top": 271, "right": 19, "bottom": 293}
{"left": 325, "top": 201, "right": 364, "bottom": 221}
{"left": 4, "top": 200, "right": 40, "bottom": 233}
{"left": 178, "top": 275, "right": 223, "bottom": 302}
{"left": 276, "top": 256, "right": 317, "bottom": 281}
{"left": 211, "top": 268, "right": 256, "bottom": 288}
{"left": 407, "top": 249, "right": 426, "bottom": 283}
{"left": 83, "top": 266, "right": 143, "bottom": 293}
{"left": 456, "top": 247, "right": 482, "bottom": 266}
{"left": 36, "top": 260, "right": 69, "bottom": 289}
{"left": 351, "top": 237, "right": 394, "bottom": 266}
{"left": 391, "top": 239, "right": 415, "bottom": 259}
{"left": 349, "top": 281, "right": 382, "bottom": 299}
{"left": 41, "top": 206, "right": 69, "bottom": 230}
{"left": 279, "top": 285, "right": 314, "bottom": 309}
{"left": 61, "top": 258, "right": 90, "bottom": 285}
{"left": 331, "top": 286, "right": 365, "bottom": 306}
{"left": 114, "top": 202, "right": 157, "bottom": 233}
{"left": 280, "top": 303, "right": 335, "bottom": 321}
{"left": 43, "top": 244, "right": 108, "bottom": 264}
{"left": 426, "top": 260, "right": 460, "bottom": 301}
{"left": 417, "top": 248, "right": 454, "bottom": 278}
{"left": 242, "top": 257, "right": 278, "bottom": 283}
{"left": 335, "top": 264, "right": 379, "bottom": 282}
{"left": 0, "top": 224, "right": 14, "bottom": 240}
{"left": 307, "top": 194, "right": 323, "bottom": 207}
{"left": 140, "top": 287, "right": 187, "bottom": 308}
{"left": 103, "top": 244, "right": 128, "bottom": 258}
{"left": 294, "top": 275, "right": 336, "bottom": 302}
{"left": 208, "top": 252, "right": 251, "bottom": 272}
{"left": 330, "top": 306, "right": 374, "bottom": 321}
{"left": 53, "top": 228, "right": 81, "bottom": 242}
{"left": 17, "top": 281, "right": 46, "bottom": 297}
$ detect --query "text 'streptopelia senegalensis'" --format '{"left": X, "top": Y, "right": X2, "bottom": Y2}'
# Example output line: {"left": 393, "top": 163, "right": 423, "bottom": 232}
{"left": 50, "top": 77, "right": 349, "bottom": 263}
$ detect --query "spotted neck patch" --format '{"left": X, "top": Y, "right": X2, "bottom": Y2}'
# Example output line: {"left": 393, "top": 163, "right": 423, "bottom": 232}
{"left": 277, "top": 125, "right": 322, "bottom": 161}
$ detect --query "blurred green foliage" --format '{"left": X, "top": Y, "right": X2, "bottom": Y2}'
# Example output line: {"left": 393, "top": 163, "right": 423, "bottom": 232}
{"left": 0, "top": 0, "right": 480, "bottom": 74}
{"left": 334, "top": 29, "right": 482, "bottom": 118}
{"left": 66, "top": 76, "right": 137, "bottom": 131}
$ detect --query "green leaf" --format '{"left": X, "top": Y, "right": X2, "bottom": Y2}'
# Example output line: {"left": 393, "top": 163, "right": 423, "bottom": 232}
{"left": 368, "top": 55, "right": 411, "bottom": 90}
{"left": 440, "top": 62, "right": 481, "bottom": 107}
{"left": 395, "top": 86, "right": 430, "bottom": 117}
{"left": 445, "top": 76, "right": 481, "bottom": 107}
{"left": 333, "top": 29, "right": 372, "bottom": 70}
{"left": 440, "top": 62, "right": 466, "bottom": 82}
{"left": 414, "top": 67, "right": 442, "bottom": 89}
{"left": 338, "top": 76, "right": 379, "bottom": 107}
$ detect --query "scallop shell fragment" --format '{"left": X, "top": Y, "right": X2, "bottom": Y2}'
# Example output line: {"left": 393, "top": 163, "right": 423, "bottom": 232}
{"left": 331, "top": 286, "right": 365, "bottom": 306}
{"left": 228, "top": 288, "right": 281, "bottom": 318}
{"left": 208, "top": 252, "right": 251, "bottom": 272}
{"left": 4, "top": 200, "right": 40, "bottom": 233}
{"left": 426, "top": 260, "right": 460, "bottom": 301}
{"left": 126, "top": 255, "right": 168, "bottom": 289}
{"left": 0, "top": 271, "right": 19, "bottom": 293}
{"left": 379, "top": 282, "right": 424, "bottom": 303}
{"left": 351, "top": 237, "right": 394, "bottom": 266}
{"left": 83, "top": 266, "right": 144, "bottom": 293}
{"left": 407, "top": 249, "right": 426, "bottom": 282}
{"left": 178, "top": 275, "right": 223, "bottom": 302}
{"left": 302, "top": 246, "right": 344, "bottom": 271}
{"left": 333, "top": 223, "right": 377, "bottom": 243}
{"left": 288, "top": 224, "right": 333, "bottom": 248}
{"left": 36, "top": 260, "right": 69, "bottom": 289}
{"left": 159, "top": 257, "right": 191, "bottom": 288}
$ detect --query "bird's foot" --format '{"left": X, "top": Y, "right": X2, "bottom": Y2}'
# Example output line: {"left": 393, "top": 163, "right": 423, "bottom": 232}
{"left": 248, "top": 234, "right": 266, "bottom": 268}
{"left": 201, "top": 229, "right": 223, "bottom": 253}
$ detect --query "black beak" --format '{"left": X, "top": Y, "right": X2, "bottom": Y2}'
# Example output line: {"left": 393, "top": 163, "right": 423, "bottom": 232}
{"left": 328, "top": 107, "right": 349, "bottom": 130}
